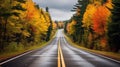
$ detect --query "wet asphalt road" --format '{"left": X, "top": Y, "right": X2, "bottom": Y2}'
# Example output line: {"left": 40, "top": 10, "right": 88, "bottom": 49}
{"left": 0, "top": 29, "right": 120, "bottom": 67}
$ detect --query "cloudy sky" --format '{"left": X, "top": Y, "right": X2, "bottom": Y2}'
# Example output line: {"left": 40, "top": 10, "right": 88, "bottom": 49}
{"left": 33, "top": 0, "right": 77, "bottom": 21}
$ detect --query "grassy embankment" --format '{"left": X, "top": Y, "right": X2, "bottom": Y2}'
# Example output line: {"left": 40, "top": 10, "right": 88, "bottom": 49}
{"left": 0, "top": 31, "right": 56, "bottom": 62}
{"left": 64, "top": 34, "right": 120, "bottom": 61}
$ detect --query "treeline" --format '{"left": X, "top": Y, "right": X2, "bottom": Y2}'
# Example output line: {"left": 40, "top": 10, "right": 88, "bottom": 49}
{"left": 64, "top": 0, "right": 120, "bottom": 52}
{"left": 0, "top": 0, "right": 57, "bottom": 51}
{"left": 54, "top": 21, "right": 64, "bottom": 29}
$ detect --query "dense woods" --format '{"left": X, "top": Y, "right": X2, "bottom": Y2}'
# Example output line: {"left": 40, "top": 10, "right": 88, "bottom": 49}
{"left": 0, "top": 0, "right": 120, "bottom": 54}
{"left": 0, "top": 0, "right": 57, "bottom": 52}
{"left": 64, "top": 0, "right": 120, "bottom": 52}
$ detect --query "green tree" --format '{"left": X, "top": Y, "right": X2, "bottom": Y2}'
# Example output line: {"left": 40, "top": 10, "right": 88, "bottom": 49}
{"left": 46, "top": 7, "right": 53, "bottom": 41}
{"left": 70, "top": 0, "right": 89, "bottom": 43}
{"left": 108, "top": 0, "right": 120, "bottom": 52}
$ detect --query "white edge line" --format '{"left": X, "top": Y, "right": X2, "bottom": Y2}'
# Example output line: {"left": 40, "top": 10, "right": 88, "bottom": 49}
{"left": 0, "top": 34, "right": 57, "bottom": 65}
{"left": 63, "top": 33, "right": 120, "bottom": 64}
{"left": 0, "top": 50, "right": 34, "bottom": 65}
{"left": 89, "top": 52, "right": 120, "bottom": 64}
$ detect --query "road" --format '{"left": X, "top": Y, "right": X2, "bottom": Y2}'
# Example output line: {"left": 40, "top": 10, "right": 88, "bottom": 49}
{"left": 0, "top": 29, "right": 120, "bottom": 67}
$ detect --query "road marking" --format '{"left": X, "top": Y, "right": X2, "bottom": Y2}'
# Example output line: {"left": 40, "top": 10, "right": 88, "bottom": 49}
{"left": 89, "top": 52, "right": 120, "bottom": 64}
{"left": 58, "top": 43, "right": 61, "bottom": 67}
{"left": 0, "top": 39, "right": 55, "bottom": 65}
{"left": 0, "top": 50, "right": 34, "bottom": 65}
{"left": 58, "top": 39, "right": 66, "bottom": 67}
{"left": 63, "top": 36, "right": 120, "bottom": 64}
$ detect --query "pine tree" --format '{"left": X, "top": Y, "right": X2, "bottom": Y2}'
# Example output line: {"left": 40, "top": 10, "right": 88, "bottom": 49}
{"left": 46, "top": 7, "right": 53, "bottom": 41}
{"left": 70, "top": 0, "right": 89, "bottom": 43}
{"left": 108, "top": 0, "right": 120, "bottom": 52}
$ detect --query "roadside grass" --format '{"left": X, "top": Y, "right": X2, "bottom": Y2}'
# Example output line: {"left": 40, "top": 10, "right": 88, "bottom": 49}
{"left": 0, "top": 36, "right": 55, "bottom": 62}
{"left": 0, "top": 42, "right": 45, "bottom": 62}
{"left": 64, "top": 34, "right": 120, "bottom": 61}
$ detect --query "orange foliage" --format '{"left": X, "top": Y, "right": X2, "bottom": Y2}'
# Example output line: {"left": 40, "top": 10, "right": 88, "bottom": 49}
{"left": 82, "top": 4, "right": 96, "bottom": 29}
{"left": 25, "top": 0, "right": 36, "bottom": 21}
{"left": 52, "top": 21, "right": 57, "bottom": 30}
{"left": 30, "top": 25, "right": 37, "bottom": 32}
{"left": 92, "top": 6, "right": 111, "bottom": 35}
{"left": 100, "top": 37, "right": 107, "bottom": 47}
{"left": 67, "top": 23, "right": 70, "bottom": 33}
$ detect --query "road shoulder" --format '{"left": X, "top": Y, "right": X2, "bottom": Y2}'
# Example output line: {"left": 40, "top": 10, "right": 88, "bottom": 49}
{"left": 64, "top": 33, "right": 120, "bottom": 62}
{"left": 0, "top": 36, "right": 55, "bottom": 63}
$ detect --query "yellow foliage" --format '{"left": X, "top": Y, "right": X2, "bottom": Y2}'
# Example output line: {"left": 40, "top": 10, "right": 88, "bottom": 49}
{"left": 82, "top": 0, "right": 112, "bottom": 29}
{"left": 104, "top": 0, "right": 113, "bottom": 9}
{"left": 82, "top": 4, "right": 96, "bottom": 29}
{"left": 67, "top": 19, "right": 76, "bottom": 35}
{"left": 24, "top": 0, "right": 51, "bottom": 36}
{"left": 25, "top": 0, "right": 36, "bottom": 21}
{"left": 22, "top": 30, "right": 31, "bottom": 37}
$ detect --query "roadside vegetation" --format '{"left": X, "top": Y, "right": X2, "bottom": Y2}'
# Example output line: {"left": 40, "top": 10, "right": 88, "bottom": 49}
{"left": 64, "top": 0, "right": 120, "bottom": 52}
{"left": 65, "top": 33, "right": 120, "bottom": 61}
{"left": 0, "top": 0, "right": 57, "bottom": 62}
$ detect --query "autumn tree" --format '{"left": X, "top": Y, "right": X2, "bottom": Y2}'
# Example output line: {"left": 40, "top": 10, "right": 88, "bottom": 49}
{"left": 65, "top": 0, "right": 113, "bottom": 51}
{"left": 0, "top": 0, "right": 26, "bottom": 50}
{"left": 92, "top": 1, "right": 112, "bottom": 50}
{"left": 24, "top": 0, "right": 52, "bottom": 43}
{"left": 82, "top": 4, "right": 96, "bottom": 47}
{"left": 0, "top": 0, "right": 54, "bottom": 51}
{"left": 67, "top": 19, "right": 76, "bottom": 35}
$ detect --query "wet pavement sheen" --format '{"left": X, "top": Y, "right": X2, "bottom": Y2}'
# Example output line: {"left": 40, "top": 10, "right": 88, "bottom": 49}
{"left": 1, "top": 29, "right": 120, "bottom": 67}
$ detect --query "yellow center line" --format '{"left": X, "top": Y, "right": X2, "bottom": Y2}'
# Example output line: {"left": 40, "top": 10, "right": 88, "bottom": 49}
{"left": 58, "top": 39, "right": 66, "bottom": 67}
{"left": 58, "top": 42, "right": 61, "bottom": 67}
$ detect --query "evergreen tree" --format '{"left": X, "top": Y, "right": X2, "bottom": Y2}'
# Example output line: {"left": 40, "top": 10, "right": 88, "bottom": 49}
{"left": 46, "top": 7, "right": 53, "bottom": 41}
{"left": 108, "top": 0, "right": 120, "bottom": 52}
{"left": 70, "top": 0, "right": 89, "bottom": 43}
{"left": 64, "top": 20, "right": 69, "bottom": 33}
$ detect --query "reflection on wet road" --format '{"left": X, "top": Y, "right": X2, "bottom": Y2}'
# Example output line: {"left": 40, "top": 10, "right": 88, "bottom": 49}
{"left": 0, "top": 29, "right": 120, "bottom": 67}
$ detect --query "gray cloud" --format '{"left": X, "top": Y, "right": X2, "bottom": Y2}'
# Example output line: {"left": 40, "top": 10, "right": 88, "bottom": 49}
{"left": 33, "top": 0, "right": 77, "bottom": 21}
{"left": 50, "top": 8, "right": 75, "bottom": 21}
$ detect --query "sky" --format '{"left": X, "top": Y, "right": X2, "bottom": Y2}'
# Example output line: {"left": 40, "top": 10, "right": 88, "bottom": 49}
{"left": 33, "top": 0, "right": 77, "bottom": 21}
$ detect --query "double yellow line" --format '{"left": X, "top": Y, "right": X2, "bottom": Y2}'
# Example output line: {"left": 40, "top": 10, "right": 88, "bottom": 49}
{"left": 58, "top": 39, "right": 66, "bottom": 67}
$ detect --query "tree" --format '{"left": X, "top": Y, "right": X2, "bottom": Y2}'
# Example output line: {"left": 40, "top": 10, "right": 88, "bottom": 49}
{"left": 69, "top": 0, "right": 89, "bottom": 43}
{"left": 93, "top": 6, "right": 110, "bottom": 36}
{"left": 67, "top": 19, "right": 76, "bottom": 35}
{"left": 0, "top": 0, "right": 54, "bottom": 51}
{"left": 92, "top": 5, "right": 111, "bottom": 49}
{"left": 108, "top": 0, "right": 120, "bottom": 52}
{"left": 45, "top": 7, "right": 53, "bottom": 41}
{"left": 65, "top": 0, "right": 113, "bottom": 50}
{"left": 0, "top": 0, "right": 26, "bottom": 50}
{"left": 82, "top": 4, "right": 96, "bottom": 30}
{"left": 82, "top": 4, "right": 96, "bottom": 47}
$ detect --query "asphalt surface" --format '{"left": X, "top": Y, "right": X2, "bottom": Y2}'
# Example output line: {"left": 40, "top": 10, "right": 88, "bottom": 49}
{"left": 0, "top": 29, "right": 120, "bottom": 67}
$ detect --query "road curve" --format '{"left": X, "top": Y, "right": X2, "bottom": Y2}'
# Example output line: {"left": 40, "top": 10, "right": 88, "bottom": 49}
{"left": 0, "top": 29, "right": 120, "bottom": 67}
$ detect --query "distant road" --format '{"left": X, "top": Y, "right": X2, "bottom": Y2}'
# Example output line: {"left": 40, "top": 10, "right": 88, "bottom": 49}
{"left": 0, "top": 29, "right": 120, "bottom": 67}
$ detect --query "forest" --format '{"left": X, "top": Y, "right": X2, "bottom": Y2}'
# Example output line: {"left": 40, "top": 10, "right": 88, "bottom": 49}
{"left": 0, "top": 0, "right": 120, "bottom": 57}
{"left": 64, "top": 0, "right": 120, "bottom": 52}
{"left": 0, "top": 0, "right": 57, "bottom": 53}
